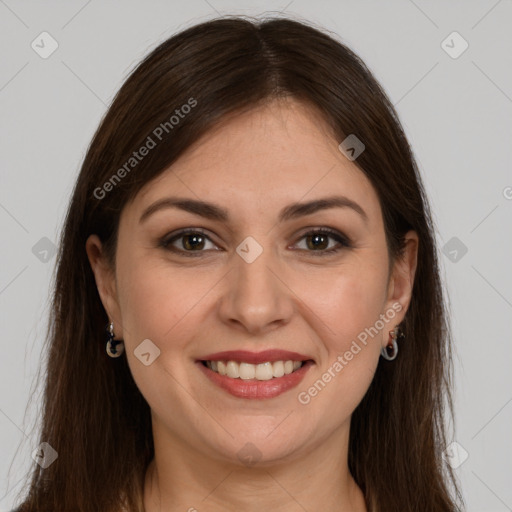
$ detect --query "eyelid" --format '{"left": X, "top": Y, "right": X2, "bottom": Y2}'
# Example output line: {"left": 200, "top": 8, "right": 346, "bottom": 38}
{"left": 160, "top": 228, "right": 219, "bottom": 254}
{"left": 159, "top": 226, "right": 352, "bottom": 256}
{"left": 290, "top": 227, "right": 352, "bottom": 254}
{"left": 293, "top": 227, "right": 352, "bottom": 245}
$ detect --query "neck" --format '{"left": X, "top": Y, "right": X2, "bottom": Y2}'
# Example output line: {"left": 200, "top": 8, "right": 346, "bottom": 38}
{"left": 143, "top": 419, "right": 367, "bottom": 512}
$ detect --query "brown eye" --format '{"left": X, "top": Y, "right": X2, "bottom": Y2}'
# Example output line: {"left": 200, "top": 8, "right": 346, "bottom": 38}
{"left": 305, "top": 233, "right": 329, "bottom": 250}
{"left": 181, "top": 233, "right": 206, "bottom": 251}
{"left": 161, "top": 229, "right": 218, "bottom": 256}
{"left": 294, "top": 228, "right": 351, "bottom": 255}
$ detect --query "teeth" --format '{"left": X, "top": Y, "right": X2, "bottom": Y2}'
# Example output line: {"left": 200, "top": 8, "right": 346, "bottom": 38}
{"left": 205, "top": 360, "right": 304, "bottom": 380}
{"left": 217, "top": 361, "right": 227, "bottom": 376}
{"left": 255, "top": 362, "right": 273, "bottom": 380}
{"left": 273, "top": 360, "right": 284, "bottom": 378}
{"left": 284, "top": 360, "right": 294, "bottom": 374}
{"left": 239, "top": 362, "right": 255, "bottom": 380}
{"left": 226, "top": 361, "right": 240, "bottom": 378}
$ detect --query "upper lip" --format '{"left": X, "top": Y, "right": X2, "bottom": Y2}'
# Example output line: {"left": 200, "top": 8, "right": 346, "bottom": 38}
{"left": 198, "top": 350, "right": 314, "bottom": 365}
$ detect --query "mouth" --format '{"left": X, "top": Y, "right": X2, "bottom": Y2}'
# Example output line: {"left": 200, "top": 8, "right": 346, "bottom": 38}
{"left": 201, "top": 359, "right": 306, "bottom": 379}
{"left": 196, "top": 350, "right": 315, "bottom": 399}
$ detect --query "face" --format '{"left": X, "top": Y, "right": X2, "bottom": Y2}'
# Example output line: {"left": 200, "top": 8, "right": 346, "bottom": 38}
{"left": 87, "top": 97, "right": 417, "bottom": 466}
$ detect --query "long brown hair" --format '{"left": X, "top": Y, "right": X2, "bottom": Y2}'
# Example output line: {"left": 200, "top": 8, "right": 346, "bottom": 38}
{"left": 13, "top": 16, "right": 463, "bottom": 512}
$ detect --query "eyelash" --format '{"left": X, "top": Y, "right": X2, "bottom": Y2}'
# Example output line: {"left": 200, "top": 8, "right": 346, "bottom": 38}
{"left": 159, "top": 227, "right": 352, "bottom": 258}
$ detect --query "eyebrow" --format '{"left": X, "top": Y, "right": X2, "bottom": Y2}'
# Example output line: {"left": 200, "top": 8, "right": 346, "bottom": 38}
{"left": 139, "top": 195, "right": 368, "bottom": 224}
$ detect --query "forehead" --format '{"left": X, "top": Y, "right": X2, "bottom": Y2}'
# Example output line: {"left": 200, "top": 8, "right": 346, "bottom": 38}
{"left": 131, "top": 98, "right": 382, "bottom": 225}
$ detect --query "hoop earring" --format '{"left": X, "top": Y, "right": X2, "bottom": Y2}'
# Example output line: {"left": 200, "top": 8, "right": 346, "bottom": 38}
{"left": 380, "top": 325, "right": 403, "bottom": 361}
{"left": 106, "top": 321, "right": 124, "bottom": 358}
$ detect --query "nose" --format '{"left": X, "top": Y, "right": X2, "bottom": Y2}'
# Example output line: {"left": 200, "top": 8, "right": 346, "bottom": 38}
{"left": 217, "top": 245, "right": 294, "bottom": 336}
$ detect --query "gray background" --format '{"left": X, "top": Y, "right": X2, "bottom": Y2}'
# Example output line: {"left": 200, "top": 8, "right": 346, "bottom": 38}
{"left": 1, "top": 1, "right": 511, "bottom": 510}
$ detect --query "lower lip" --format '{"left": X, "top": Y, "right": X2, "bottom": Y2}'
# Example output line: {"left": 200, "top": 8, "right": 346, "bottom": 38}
{"left": 196, "top": 360, "right": 314, "bottom": 399}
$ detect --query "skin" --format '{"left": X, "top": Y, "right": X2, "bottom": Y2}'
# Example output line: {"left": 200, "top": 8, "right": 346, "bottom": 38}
{"left": 87, "top": 97, "right": 418, "bottom": 512}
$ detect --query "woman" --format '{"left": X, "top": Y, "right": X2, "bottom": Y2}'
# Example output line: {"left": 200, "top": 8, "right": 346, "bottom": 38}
{"left": 13, "top": 16, "right": 463, "bottom": 512}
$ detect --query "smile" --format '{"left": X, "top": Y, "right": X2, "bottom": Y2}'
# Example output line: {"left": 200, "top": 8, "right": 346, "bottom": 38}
{"left": 196, "top": 350, "right": 315, "bottom": 399}
{"left": 203, "top": 359, "right": 303, "bottom": 380}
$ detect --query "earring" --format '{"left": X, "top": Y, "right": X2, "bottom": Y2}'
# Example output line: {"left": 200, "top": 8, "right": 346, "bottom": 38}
{"left": 106, "top": 321, "right": 124, "bottom": 358}
{"left": 380, "top": 325, "right": 403, "bottom": 361}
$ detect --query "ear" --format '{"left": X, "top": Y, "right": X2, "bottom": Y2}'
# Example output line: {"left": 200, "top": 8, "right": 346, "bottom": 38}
{"left": 85, "top": 234, "right": 123, "bottom": 338}
{"left": 384, "top": 230, "right": 419, "bottom": 330}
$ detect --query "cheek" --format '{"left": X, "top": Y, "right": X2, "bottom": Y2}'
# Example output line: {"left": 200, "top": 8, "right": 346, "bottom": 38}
{"left": 114, "top": 254, "right": 206, "bottom": 347}
{"left": 114, "top": 257, "right": 206, "bottom": 407}
{"left": 301, "top": 259, "right": 388, "bottom": 347}
{"left": 294, "top": 258, "right": 388, "bottom": 410}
